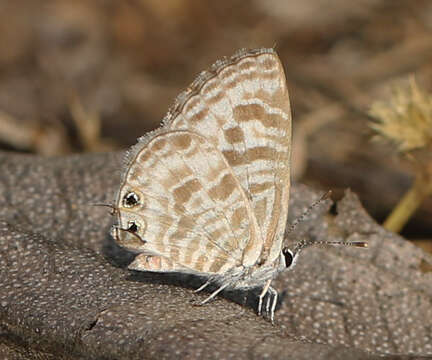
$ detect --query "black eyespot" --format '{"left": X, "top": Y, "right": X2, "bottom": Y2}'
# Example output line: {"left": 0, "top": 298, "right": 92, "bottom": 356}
{"left": 123, "top": 192, "right": 139, "bottom": 207}
{"left": 282, "top": 248, "right": 294, "bottom": 268}
{"left": 127, "top": 221, "right": 138, "bottom": 233}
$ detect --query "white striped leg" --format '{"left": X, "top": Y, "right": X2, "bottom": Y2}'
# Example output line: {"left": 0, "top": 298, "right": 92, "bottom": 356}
{"left": 266, "top": 286, "right": 278, "bottom": 324}
{"left": 199, "top": 282, "right": 230, "bottom": 305}
{"left": 194, "top": 279, "right": 212, "bottom": 293}
{"left": 258, "top": 279, "right": 272, "bottom": 316}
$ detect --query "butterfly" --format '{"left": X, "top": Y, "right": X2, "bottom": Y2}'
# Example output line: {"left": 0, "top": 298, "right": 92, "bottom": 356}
{"left": 110, "top": 48, "right": 366, "bottom": 322}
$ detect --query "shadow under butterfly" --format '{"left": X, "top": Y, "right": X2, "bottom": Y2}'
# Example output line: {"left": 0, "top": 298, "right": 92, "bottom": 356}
{"left": 108, "top": 48, "right": 367, "bottom": 323}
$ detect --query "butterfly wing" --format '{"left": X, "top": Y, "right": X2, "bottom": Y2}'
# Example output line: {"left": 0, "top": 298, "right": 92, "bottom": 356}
{"left": 165, "top": 49, "right": 292, "bottom": 266}
{"left": 115, "top": 130, "right": 262, "bottom": 275}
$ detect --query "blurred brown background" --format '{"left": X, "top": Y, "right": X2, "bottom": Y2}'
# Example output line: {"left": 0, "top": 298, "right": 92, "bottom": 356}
{"left": 0, "top": 0, "right": 431, "bottom": 243}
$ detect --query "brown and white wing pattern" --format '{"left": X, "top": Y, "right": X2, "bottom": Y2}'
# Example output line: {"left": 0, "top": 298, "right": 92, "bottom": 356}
{"left": 164, "top": 48, "right": 291, "bottom": 266}
{"left": 114, "top": 130, "right": 262, "bottom": 275}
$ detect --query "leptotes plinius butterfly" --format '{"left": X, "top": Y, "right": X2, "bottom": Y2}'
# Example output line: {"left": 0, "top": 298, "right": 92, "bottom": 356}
{"left": 111, "top": 48, "right": 366, "bottom": 322}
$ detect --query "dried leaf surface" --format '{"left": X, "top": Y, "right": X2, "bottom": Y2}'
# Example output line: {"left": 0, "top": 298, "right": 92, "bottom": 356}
{"left": 0, "top": 151, "right": 430, "bottom": 359}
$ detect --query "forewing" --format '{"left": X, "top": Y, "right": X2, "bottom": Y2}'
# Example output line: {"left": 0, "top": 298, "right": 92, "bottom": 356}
{"left": 165, "top": 49, "right": 292, "bottom": 265}
{"left": 115, "top": 130, "right": 261, "bottom": 275}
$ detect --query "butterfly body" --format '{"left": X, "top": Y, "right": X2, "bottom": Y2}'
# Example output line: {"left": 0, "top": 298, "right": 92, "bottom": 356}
{"left": 112, "top": 48, "right": 293, "bottom": 322}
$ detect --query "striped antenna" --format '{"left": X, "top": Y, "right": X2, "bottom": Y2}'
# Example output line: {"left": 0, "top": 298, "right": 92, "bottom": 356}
{"left": 292, "top": 238, "right": 368, "bottom": 255}
{"left": 286, "top": 190, "right": 332, "bottom": 235}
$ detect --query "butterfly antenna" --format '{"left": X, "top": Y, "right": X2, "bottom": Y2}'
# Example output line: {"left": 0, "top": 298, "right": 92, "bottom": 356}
{"left": 292, "top": 237, "right": 368, "bottom": 255}
{"left": 92, "top": 203, "right": 118, "bottom": 216}
{"left": 286, "top": 190, "right": 332, "bottom": 235}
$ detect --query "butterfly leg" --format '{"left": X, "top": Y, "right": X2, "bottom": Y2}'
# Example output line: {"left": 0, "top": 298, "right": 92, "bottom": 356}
{"left": 258, "top": 279, "right": 272, "bottom": 316}
{"left": 199, "top": 282, "right": 230, "bottom": 305}
{"left": 194, "top": 279, "right": 211, "bottom": 293}
{"left": 267, "top": 286, "right": 278, "bottom": 324}
{"left": 265, "top": 288, "right": 272, "bottom": 314}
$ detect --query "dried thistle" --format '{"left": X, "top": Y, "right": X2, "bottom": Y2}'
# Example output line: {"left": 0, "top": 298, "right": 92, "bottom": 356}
{"left": 370, "top": 78, "right": 432, "bottom": 153}
{"left": 369, "top": 78, "right": 432, "bottom": 233}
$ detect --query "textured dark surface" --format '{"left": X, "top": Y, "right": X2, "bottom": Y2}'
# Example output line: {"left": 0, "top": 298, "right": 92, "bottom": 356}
{"left": 0, "top": 151, "right": 431, "bottom": 359}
